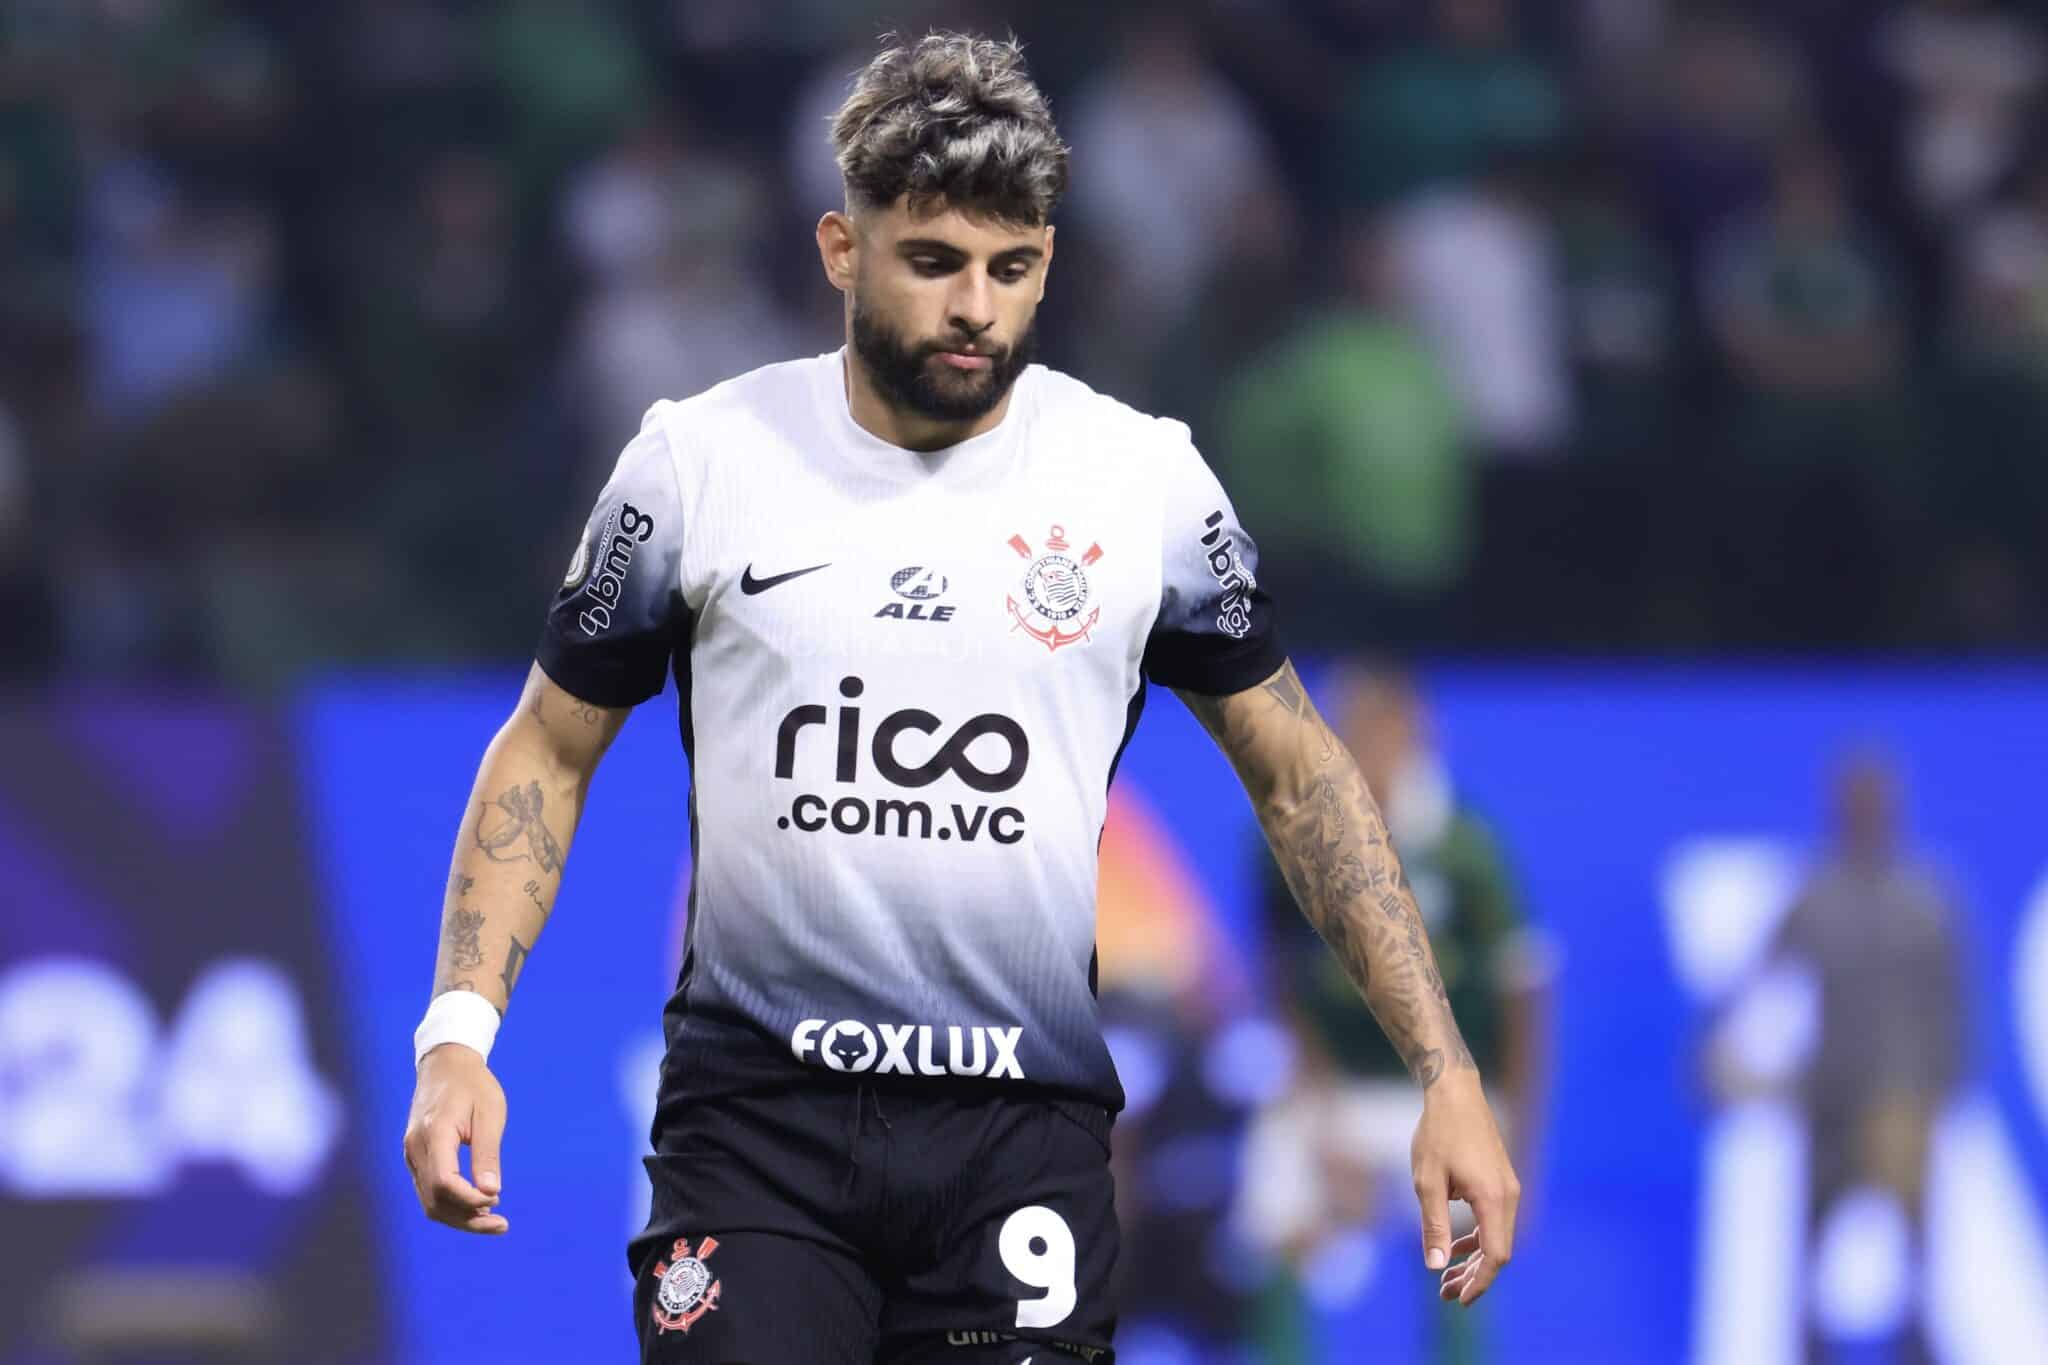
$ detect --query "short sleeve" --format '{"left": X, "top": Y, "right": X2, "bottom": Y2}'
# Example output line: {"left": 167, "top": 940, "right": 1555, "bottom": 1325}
{"left": 1142, "top": 426, "right": 1285, "bottom": 695}
{"left": 535, "top": 419, "right": 687, "bottom": 708}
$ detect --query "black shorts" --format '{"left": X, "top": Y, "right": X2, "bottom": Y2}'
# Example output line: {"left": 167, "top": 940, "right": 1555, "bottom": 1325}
{"left": 628, "top": 1075, "right": 1120, "bottom": 1364}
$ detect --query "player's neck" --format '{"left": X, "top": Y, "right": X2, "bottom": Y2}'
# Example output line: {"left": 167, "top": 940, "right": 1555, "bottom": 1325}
{"left": 840, "top": 348, "right": 1015, "bottom": 453}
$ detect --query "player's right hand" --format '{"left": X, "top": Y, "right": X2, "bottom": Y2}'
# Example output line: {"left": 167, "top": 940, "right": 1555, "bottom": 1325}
{"left": 403, "top": 1043, "right": 511, "bottom": 1234}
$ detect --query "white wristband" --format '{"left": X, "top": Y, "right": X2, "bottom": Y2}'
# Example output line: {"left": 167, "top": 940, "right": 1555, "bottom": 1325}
{"left": 414, "top": 989, "right": 502, "bottom": 1069}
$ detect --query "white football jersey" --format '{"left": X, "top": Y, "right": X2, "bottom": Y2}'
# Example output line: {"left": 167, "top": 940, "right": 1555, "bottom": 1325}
{"left": 538, "top": 351, "right": 1282, "bottom": 1116}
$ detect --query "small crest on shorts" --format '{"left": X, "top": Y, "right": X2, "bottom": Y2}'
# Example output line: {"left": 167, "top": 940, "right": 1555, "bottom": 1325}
{"left": 1005, "top": 523, "right": 1104, "bottom": 653}
{"left": 649, "top": 1234, "right": 722, "bottom": 1335}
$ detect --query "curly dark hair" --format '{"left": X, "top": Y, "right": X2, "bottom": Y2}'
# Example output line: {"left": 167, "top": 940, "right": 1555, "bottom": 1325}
{"left": 831, "top": 32, "right": 1070, "bottom": 226}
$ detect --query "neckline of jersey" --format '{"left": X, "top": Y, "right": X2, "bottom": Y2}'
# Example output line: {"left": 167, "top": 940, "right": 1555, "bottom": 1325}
{"left": 813, "top": 347, "right": 1034, "bottom": 485}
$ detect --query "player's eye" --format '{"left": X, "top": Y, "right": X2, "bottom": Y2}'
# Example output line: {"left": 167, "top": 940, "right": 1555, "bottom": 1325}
{"left": 997, "top": 263, "right": 1030, "bottom": 283}
{"left": 910, "top": 256, "right": 952, "bottom": 275}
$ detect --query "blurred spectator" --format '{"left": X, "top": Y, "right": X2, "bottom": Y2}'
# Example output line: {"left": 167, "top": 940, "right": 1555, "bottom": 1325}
{"left": 1331, "top": 0, "right": 1568, "bottom": 207}
{"left": 483, "top": 0, "right": 647, "bottom": 194}
{"left": 1953, "top": 147, "right": 2048, "bottom": 362}
{"left": 1573, "top": 0, "right": 1670, "bottom": 111}
{"left": 1700, "top": 131, "right": 1915, "bottom": 644}
{"left": 564, "top": 112, "right": 694, "bottom": 287}
{"left": 787, "top": 44, "right": 868, "bottom": 219}
{"left": 1637, "top": 8, "right": 1807, "bottom": 264}
{"left": 570, "top": 244, "right": 799, "bottom": 455}
{"left": 1379, "top": 149, "right": 1575, "bottom": 645}
{"left": 565, "top": 108, "right": 778, "bottom": 307}
{"left": 1718, "top": 752, "right": 1966, "bottom": 1365}
{"left": 1239, "top": 665, "right": 1553, "bottom": 1365}
{"left": 566, "top": 122, "right": 794, "bottom": 452}
{"left": 1878, "top": 0, "right": 2047, "bottom": 228}
{"left": 80, "top": 157, "right": 280, "bottom": 421}
{"left": 337, "top": 149, "right": 571, "bottom": 662}
{"left": 1151, "top": 181, "right": 1306, "bottom": 446}
{"left": 1219, "top": 218, "right": 1468, "bottom": 648}
{"left": 1703, "top": 131, "right": 1904, "bottom": 401}
{"left": 1925, "top": 150, "right": 2048, "bottom": 643}
{"left": 1552, "top": 145, "right": 1694, "bottom": 643}
{"left": 1558, "top": 147, "right": 1678, "bottom": 459}
{"left": 1385, "top": 155, "right": 1572, "bottom": 462}
{"left": 343, "top": 150, "right": 536, "bottom": 444}
{"left": 1066, "top": 9, "right": 1272, "bottom": 381}
{"left": 334, "top": 0, "right": 487, "bottom": 162}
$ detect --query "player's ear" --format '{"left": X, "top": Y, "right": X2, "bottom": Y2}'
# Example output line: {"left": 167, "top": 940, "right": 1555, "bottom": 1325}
{"left": 817, "top": 211, "right": 857, "bottom": 294}
{"left": 1037, "top": 224, "right": 1055, "bottom": 304}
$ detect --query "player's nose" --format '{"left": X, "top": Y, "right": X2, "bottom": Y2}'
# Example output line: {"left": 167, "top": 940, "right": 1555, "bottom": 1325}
{"left": 946, "top": 274, "right": 997, "bottom": 333}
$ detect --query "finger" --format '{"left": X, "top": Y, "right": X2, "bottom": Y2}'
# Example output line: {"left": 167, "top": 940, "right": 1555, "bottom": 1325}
{"left": 1455, "top": 1189, "right": 1514, "bottom": 1308}
{"left": 469, "top": 1095, "right": 506, "bottom": 1200}
{"left": 458, "top": 1209, "right": 510, "bottom": 1235}
{"left": 403, "top": 1130, "right": 452, "bottom": 1218}
{"left": 1458, "top": 1245, "right": 1502, "bottom": 1306}
{"left": 1449, "top": 1230, "right": 1481, "bottom": 1259}
{"left": 1473, "top": 1186, "right": 1517, "bottom": 1270}
{"left": 1459, "top": 1267, "right": 1496, "bottom": 1305}
{"left": 1415, "top": 1165, "right": 1452, "bottom": 1271}
{"left": 426, "top": 1117, "right": 491, "bottom": 1216}
{"left": 1440, "top": 1253, "right": 1480, "bottom": 1300}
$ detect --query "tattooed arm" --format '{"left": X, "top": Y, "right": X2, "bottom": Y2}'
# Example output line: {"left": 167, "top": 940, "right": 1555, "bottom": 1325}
{"left": 1180, "top": 659, "right": 1521, "bottom": 1302}
{"left": 431, "top": 663, "right": 629, "bottom": 1013}
{"left": 406, "top": 664, "right": 631, "bottom": 1237}
{"left": 1180, "top": 659, "right": 1473, "bottom": 1087}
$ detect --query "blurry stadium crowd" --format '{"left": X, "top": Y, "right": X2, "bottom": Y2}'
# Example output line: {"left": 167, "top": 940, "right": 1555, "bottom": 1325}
{"left": 7, "top": 0, "right": 2048, "bottom": 683}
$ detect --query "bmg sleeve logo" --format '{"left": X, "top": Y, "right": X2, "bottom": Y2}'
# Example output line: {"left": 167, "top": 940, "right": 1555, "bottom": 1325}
{"left": 571, "top": 502, "right": 657, "bottom": 637}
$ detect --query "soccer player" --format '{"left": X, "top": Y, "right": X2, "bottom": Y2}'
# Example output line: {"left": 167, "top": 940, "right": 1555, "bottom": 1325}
{"left": 402, "top": 32, "right": 1519, "bottom": 1364}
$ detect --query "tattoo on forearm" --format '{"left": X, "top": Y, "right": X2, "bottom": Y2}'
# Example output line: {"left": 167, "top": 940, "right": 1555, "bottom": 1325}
{"left": 499, "top": 936, "right": 528, "bottom": 998}
{"left": 448, "top": 871, "right": 474, "bottom": 900}
{"left": 532, "top": 686, "right": 603, "bottom": 729}
{"left": 1188, "top": 662, "right": 1476, "bottom": 1089}
{"left": 522, "top": 877, "right": 551, "bottom": 917}
{"left": 448, "top": 908, "right": 486, "bottom": 970}
{"left": 476, "top": 780, "right": 564, "bottom": 872}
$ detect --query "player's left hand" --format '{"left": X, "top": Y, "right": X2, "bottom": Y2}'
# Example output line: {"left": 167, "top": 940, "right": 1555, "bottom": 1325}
{"left": 1411, "top": 1070, "right": 1519, "bottom": 1307}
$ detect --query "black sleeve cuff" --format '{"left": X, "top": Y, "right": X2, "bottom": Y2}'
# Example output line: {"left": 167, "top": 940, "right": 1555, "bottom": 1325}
{"left": 1142, "top": 627, "right": 1287, "bottom": 696}
{"left": 534, "top": 634, "right": 670, "bottom": 710}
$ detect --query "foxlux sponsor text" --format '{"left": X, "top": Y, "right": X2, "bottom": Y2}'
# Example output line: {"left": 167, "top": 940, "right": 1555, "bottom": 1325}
{"left": 792, "top": 1018, "right": 1026, "bottom": 1079}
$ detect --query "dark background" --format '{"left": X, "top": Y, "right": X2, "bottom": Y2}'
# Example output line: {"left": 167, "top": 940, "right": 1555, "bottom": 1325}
{"left": 7, "top": 0, "right": 2048, "bottom": 686}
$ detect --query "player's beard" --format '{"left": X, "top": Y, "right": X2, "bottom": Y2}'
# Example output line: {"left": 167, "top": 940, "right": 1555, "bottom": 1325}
{"left": 851, "top": 297, "right": 1036, "bottom": 424}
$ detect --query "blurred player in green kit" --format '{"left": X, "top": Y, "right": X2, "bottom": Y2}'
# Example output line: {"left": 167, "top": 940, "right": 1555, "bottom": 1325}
{"left": 1240, "top": 664, "right": 1553, "bottom": 1365}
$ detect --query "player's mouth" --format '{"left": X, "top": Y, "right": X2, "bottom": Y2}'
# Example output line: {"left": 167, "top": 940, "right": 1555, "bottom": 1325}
{"left": 934, "top": 349, "right": 994, "bottom": 372}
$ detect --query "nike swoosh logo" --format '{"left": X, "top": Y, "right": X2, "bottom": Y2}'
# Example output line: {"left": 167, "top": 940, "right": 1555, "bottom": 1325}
{"left": 740, "top": 562, "right": 831, "bottom": 595}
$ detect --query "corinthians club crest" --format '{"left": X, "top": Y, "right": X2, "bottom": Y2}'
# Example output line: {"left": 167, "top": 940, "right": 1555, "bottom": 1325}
{"left": 649, "top": 1235, "right": 722, "bottom": 1335}
{"left": 1007, "top": 524, "right": 1103, "bottom": 652}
